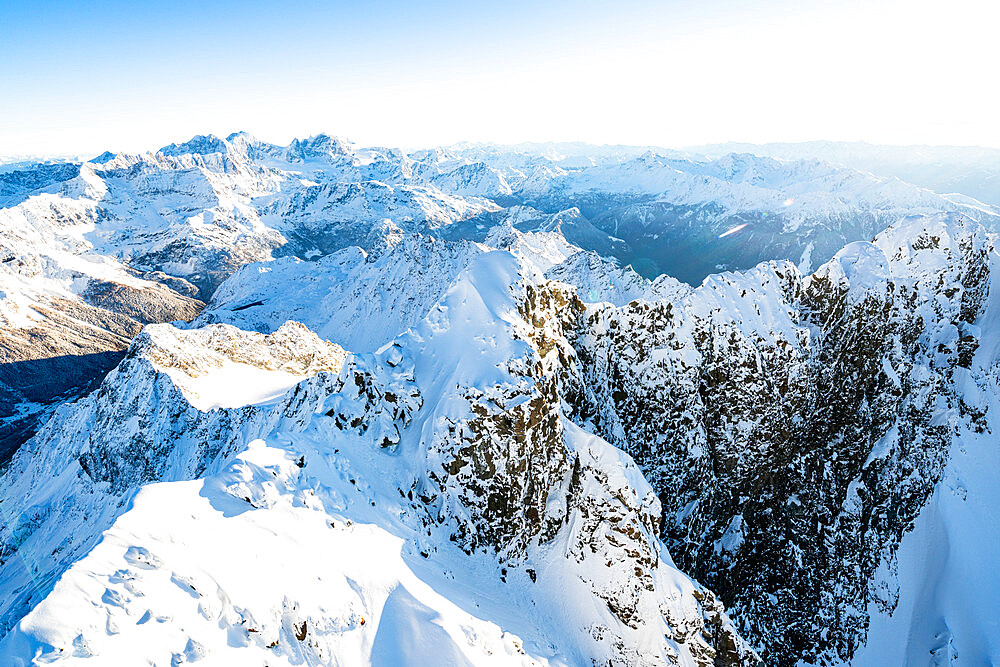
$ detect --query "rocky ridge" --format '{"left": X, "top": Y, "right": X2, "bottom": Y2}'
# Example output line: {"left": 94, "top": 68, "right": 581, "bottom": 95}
{"left": 2, "top": 132, "right": 1000, "bottom": 665}
{"left": 547, "top": 213, "right": 994, "bottom": 664}
{"left": 0, "top": 253, "right": 757, "bottom": 666}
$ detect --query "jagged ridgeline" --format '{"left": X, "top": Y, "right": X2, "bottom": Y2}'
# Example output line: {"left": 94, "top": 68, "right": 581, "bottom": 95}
{"left": 553, "top": 213, "right": 994, "bottom": 665}
{"left": 2, "top": 128, "right": 1000, "bottom": 665}
{"left": 3, "top": 135, "right": 999, "bottom": 464}
{"left": 1, "top": 208, "right": 994, "bottom": 665}
{"left": 0, "top": 256, "right": 758, "bottom": 665}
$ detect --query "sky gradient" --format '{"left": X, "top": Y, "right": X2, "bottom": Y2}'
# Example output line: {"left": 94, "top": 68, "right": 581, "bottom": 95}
{"left": 2, "top": 0, "right": 998, "bottom": 156}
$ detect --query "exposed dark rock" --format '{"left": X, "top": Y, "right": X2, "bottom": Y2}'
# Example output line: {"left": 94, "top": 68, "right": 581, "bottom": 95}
{"left": 554, "top": 214, "right": 992, "bottom": 665}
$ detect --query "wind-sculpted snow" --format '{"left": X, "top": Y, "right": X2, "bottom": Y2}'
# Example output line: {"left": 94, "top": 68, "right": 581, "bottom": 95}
{"left": 0, "top": 252, "right": 757, "bottom": 666}
{"left": 0, "top": 321, "right": 346, "bottom": 639}
{"left": 199, "top": 226, "right": 688, "bottom": 353}
{"left": 854, "top": 240, "right": 1000, "bottom": 664}
{"left": 197, "top": 234, "right": 489, "bottom": 352}
{"left": 544, "top": 250, "right": 691, "bottom": 306}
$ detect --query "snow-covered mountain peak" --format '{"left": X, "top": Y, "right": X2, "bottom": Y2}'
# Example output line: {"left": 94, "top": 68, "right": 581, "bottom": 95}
{"left": 6, "top": 132, "right": 1000, "bottom": 665}
{"left": 285, "top": 133, "right": 354, "bottom": 163}
{"left": 134, "top": 321, "right": 348, "bottom": 411}
{"left": 0, "top": 242, "right": 758, "bottom": 666}
{"left": 483, "top": 221, "right": 580, "bottom": 274}
{"left": 812, "top": 240, "right": 892, "bottom": 297}
{"left": 197, "top": 232, "right": 489, "bottom": 353}
{"left": 546, "top": 250, "right": 692, "bottom": 306}
{"left": 158, "top": 134, "right": 230, "bottom": 157}
{"left": 874, "top": 211, "right": 992, "bottom": 273}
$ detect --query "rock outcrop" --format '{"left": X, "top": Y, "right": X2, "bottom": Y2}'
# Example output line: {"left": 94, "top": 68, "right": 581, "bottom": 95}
{"left": 555, "top": 213, "right": 993, "bottom": 664}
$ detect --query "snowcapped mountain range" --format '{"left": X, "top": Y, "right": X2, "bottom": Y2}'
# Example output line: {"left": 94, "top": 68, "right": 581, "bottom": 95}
{"left": 690, "top": 141, "right": 1000, "bottom": 208}
{"left": 1, "top": 134, "right": 999, "bottom": 666}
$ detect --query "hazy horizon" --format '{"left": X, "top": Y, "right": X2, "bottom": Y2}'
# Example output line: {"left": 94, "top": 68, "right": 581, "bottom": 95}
{"left": 6, "top": 133, "right": 1000, "bottom": 164}
{"left": 3, "top": 0, "right": 999, "bottom": 156}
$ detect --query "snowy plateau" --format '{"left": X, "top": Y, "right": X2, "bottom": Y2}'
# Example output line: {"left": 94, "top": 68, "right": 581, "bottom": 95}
{"left": 0, "top": 134, "right": 998, "bottom": 667}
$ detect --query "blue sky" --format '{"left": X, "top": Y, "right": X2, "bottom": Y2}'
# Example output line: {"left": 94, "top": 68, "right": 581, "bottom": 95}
{"left": 1, "top": 0, "right": 997, "bottom": 155}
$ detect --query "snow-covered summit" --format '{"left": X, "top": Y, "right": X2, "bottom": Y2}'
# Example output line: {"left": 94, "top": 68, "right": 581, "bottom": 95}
{"left": 0, "top": 248, "right": 758, "bottom": 666}
{"left": 4, "top": 131, "right": 1000, "bottom": 666}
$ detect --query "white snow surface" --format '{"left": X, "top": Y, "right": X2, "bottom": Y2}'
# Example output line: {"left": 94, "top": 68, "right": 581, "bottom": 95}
{"left": 5, "top": 131, "right": 1000, "bottom": 666}
{"left": 545, "top": 250, "right": 691, "bottom": 306}
{"left": 0, "top": 251, "right": 749, "bottom": 666}
{"left": 138, "top": 322, "right": 349, "bottom": 412}
{"left": 196, "top": 235, "right": 488, "bottom": 353}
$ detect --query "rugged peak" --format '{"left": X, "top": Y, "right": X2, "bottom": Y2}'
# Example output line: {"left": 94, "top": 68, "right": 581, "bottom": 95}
{"left": 484, "top": 221, "right": 580, "bottom": 274}
{"left": 224, "top": 130, "right": 259, "bottom": 144}
{"left": 875, "top": 212, "right": 993, "bottom": 275}
{"left": 0, "top": 248, "right": 758, "bottom": 666}
{"left": 87, "top": 150, "right": 117, "bottom": 165}
{"left": 135, "top": 320, "right": 346, "bottom": 378}
{"left": 811, "top": 240, "right": 891, "bottom": 298}
{"left": 158, "top": 133, "right": 229, "bottom": 157}
{"left": 546, "top": 249, "right": 692, "bottom": 306}
{"left": 285, "top": 133, "right": 354, "bottom": 162}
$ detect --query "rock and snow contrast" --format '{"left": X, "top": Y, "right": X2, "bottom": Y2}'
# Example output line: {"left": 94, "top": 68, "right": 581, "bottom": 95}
{"left": 1, "top": 135, "right": 999, "bottom": 666}
{"left": 0, "top": 259, "right": 753, "bottom": 667}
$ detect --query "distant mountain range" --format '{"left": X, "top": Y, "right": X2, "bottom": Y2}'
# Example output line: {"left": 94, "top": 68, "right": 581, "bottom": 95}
{"left": 689, "top": 140, "right": 1000, "bottom": 206}
{"left": 1, "top": 135, "right": 999, "bottom": 665}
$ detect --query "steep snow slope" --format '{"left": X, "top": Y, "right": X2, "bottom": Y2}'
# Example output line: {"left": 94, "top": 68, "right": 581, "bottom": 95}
{"left": 199, "top": 224, "right": 692, "bottom": 354}
{"left": 545, "top": 250, "right": 691, "bottom": 307}
{"left": 4, "top": 134, "right": 993, "bottom": 317}
{"left": 483, "top": 223, "right": 580, "bottom": 274}
{"left": 0, "top": 253, "right": 756, "bottom": 666}
{"left": 0, "top": 321, "right": 347, "bottom": 643}
{"left": 483, "top": 220, "right": 690, "bottom": 305}
{"left": 259, "top": 178, "right": 497, "bottom": 259}
{"left": 5, "top": 132, "right": 1000, "bottom": 666}
{"left": 197, "top": 234, "right": 488, "bottom": 353}
{"left": 1, "top": 134, "right": 501, "bottom": 304}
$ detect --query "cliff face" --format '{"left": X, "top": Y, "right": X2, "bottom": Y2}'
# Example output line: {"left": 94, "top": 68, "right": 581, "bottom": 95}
{"left": 0, "top": 189, "right": 995, "bottom": 665}
{"left": 0, "top": 282, "right": 203, "bottom": 464}
{"left": 0, "top": 253, "right": 757, "bottom": 666}
{"left": 4, "top": 134, "right": 995, "bottom": 469}
{"left": 557, "top": 213, "right": 994, "bottom": 664}
{"left": 5, "top": 133, "right": 1000, "bottom": 665}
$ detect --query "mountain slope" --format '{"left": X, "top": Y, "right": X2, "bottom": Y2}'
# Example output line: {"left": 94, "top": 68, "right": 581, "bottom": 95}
{"left": 549, "top": 213, "right": 995, "bottom": 664}
{"left": 0, "top": 189, "right": 204, "bottom": 462}
{"left": 4, "top": 134, "right": 1000, "bottom": 666}
{"left": 0, "top": 253, "right": 757, "bottom": 666}
{"left": 502, "top": 150, "right": 999, "bottom": 283}
{"left": 691, "top": 141, "right": 1000, "bottom": 208}
{"left": 851, "top": 241, "right": 1000, "bottom": 665}
{"left": 196, "top": 234, "right": 488, "bottom": 353}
